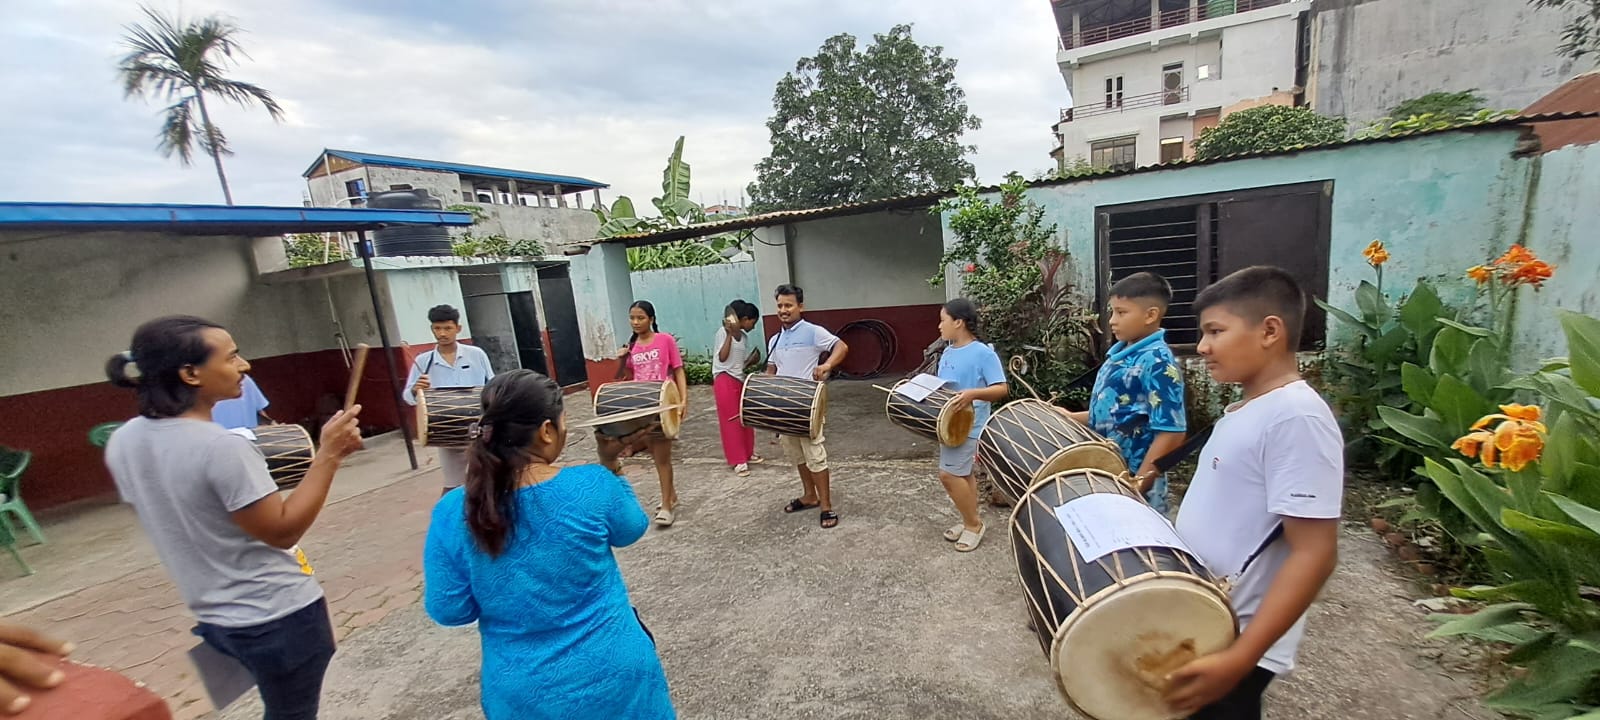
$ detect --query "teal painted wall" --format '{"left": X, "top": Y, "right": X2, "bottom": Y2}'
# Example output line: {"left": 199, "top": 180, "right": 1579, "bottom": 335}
{"left": 630, "top": 262, "right": 763, "bottom": 360}
{"left": 1515, "top": 142, "right": 1600, "bottom": 362}
{"left": 1022, "top": 132, "right": 1530, "bottom": 325}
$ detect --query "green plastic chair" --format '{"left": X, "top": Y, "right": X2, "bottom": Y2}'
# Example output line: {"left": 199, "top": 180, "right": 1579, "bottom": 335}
{"left": 89, "top": 422, "right": 123, "bottom": 449}
{"left": 0, "top": 448, "right": 45, "bottom": 546}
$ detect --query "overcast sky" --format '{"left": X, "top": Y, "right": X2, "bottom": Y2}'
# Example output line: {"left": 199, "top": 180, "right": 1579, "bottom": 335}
{"left": 1, "top": 0, "right": 1068, "bottom": 211}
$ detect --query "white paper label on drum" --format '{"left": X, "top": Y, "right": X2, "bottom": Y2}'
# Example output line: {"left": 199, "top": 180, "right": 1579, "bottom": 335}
{"left": 895, "top": 373, "right": 952, "bottom": 402}
{"left": 1054, "top": 493, "right": 1194, "bottom": 564}
{"left": 226, "top": 428, "right": 258, "bottom": 442}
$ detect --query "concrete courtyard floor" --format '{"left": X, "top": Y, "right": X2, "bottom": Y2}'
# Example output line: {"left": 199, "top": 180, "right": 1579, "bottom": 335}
{"left": 16, "top": 382, "right": 1492, "bottom": 719}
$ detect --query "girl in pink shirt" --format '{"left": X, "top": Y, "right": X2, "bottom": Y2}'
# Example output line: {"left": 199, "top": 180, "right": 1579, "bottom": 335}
{"left": 609, "top": 301, "right": 688, "bottom": 526}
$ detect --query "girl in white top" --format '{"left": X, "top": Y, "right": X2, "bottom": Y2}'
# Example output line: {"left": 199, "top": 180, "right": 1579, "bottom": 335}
{"left": 711, "top": 300, "right": 766, "bottom": 476}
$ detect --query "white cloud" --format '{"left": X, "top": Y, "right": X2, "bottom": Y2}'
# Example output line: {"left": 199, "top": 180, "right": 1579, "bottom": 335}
{"left": 0, "top": 0, "right": 1067, "bottom": 210}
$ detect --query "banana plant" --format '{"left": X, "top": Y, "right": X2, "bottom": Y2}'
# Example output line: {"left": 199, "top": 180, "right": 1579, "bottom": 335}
{"left": 591, "top": 136, "right": 751, "bottom": 271}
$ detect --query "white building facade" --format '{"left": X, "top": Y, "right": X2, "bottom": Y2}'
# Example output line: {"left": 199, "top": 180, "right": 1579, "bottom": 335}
{"left": 1051, "top": 0, "right": 1310, "bottom": 171}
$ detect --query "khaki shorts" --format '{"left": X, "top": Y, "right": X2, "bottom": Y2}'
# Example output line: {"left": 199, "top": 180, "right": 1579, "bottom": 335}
{"left": 778, "top": 433, "right": 829, "bottom": 472}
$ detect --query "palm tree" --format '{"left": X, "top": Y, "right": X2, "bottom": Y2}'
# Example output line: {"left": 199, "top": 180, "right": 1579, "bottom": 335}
{"left": 117, "top": 5, "right": 283, "bottom": 205}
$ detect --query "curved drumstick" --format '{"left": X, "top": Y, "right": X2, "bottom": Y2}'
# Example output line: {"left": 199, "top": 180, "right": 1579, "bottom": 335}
{"left": 344, "top": 343, "right": 370, "bottom": 411}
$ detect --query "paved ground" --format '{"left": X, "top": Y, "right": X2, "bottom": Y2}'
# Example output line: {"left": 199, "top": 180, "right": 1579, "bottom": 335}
{"left": 15, "top": 382, "right": 1493, "bottom": 719}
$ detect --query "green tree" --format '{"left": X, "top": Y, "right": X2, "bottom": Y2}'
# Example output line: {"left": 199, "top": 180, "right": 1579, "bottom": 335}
{"left": 1192, "top": 105, "right": 1346, "bottom": 161}
{"left": 283, "top": 233, "right": 348, "bottom": 268}
{"left": 1389, "top": 90, "right": 1487, "bottom": 119}
{"left": 118, "top": 5, "right": 282, "bottom": 205}
{"left": 746, "top": 24, "right": 981, "bottom": 212}
{"left": 1531, "top": 0, "right": 1600, "bottom": 61}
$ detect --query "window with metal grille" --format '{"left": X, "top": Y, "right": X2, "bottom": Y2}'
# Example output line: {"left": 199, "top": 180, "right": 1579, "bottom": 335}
{"left": 1162, "top": 63, "right": 1184, "bottom": 105}
{"left": 1095, "top": 181, "right": 1333, "bottom": 352}
{"left": 1090, "top": 136, "right": 1137, "bottom": 171}
{"left": 1104, "top": 76, "right": 1124, "bottom": 109}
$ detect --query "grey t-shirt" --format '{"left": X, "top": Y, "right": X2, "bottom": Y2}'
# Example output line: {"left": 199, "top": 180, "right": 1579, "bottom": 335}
{"left": 106, "top": 417, "right": 323, "bottom": 627}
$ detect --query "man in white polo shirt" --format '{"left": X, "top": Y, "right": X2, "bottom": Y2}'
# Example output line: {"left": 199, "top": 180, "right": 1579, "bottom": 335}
{"left": 766, "top": 284, "right": 849, "bottom": 529}
{"left": 403, "top": 305, "right": 494, "bottom": 494}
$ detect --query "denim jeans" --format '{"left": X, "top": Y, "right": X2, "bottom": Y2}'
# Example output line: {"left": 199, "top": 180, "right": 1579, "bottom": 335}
{"left": 193, "top": 597, "right": 336, "bottom": 720}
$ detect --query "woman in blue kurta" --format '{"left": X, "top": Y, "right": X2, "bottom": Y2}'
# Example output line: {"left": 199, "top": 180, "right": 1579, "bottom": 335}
{"left": 423, "top": 369, "right": 675, "bottom": 720}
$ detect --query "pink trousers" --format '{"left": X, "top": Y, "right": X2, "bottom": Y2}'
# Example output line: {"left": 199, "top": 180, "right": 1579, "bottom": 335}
{"left": 713, "top": 373, "right": 755, "bottom": 466}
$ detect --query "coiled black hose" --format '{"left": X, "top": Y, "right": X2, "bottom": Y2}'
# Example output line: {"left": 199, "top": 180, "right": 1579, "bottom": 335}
{"left": 834, "top": 319, "right": 898, "bottom": 380}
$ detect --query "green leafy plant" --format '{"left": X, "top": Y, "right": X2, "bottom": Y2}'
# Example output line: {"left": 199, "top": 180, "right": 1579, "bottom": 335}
{"left": 1530, "top": 0, "right": 1600, "bottom": 61}
{"left": 1389, "top": 90, "right": 1487, "bottom": 120}
{"left": 1423, "top": 311, "right": 1600, "bottom": 719}
{"left": 1192, "top": 105, "right": 1346, "bottom": 160}
{"left": 591, "top": 137, "right": 750, "bottom": 271}
{"left": 682, "top": 355, "right": 714, "bottom": 386}
{"left": 1357, "top": 108, "right": 1519, "bottom": 140}
{"left": 931, "top": 175, "right": 1098, "bottom": 402}
{"left": 442, "top": 203, "right": 543, "bottom": 257}
{"left": 283, "top": 232, "right": 348, "bottom": 268}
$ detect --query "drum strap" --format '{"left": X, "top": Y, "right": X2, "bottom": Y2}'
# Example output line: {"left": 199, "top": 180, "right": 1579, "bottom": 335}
{"left": 1237, "top": 523, "right": 1284, "bottom": 578}
{"left": 1149, "top": 423, "right": 1216, "bottom": 474}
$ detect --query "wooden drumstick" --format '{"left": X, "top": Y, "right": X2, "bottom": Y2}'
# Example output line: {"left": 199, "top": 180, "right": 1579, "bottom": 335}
{"left": 344, "top": 343, "right": 370, "bottom": 411}
{"left": 871, "top": 384, "right": 895, "bottom": 394}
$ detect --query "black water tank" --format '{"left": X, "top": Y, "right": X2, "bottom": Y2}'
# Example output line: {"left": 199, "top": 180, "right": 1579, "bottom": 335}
{"left": 368, "top": 189, "right": 453, "bottom": 256}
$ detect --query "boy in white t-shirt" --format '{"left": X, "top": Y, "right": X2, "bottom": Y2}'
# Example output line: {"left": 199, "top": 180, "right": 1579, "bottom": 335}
{"left": 1166, "top": 266, "right": 1344, "bottom": 720}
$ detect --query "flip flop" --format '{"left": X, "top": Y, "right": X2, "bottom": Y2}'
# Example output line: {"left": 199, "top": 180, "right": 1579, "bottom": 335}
{"left": 820, "top": 510, "right": 840, "bottom": 529}
{"left": 654, "top": 505, "right": 676, "bottom": 527}
{"left": 735, "top": 463, "right": 751, "bottom": 477}
{"left": 955, "top": 524, "right": 986, "bottom": 552}
{"left": 943, "top": 524, "right": 965, "bottom": 542}
{"left": 783, "top": 498, "right": 819, "bottom": 514}
{"left": 748, "top": 454, "right": 766, "bottom": 465}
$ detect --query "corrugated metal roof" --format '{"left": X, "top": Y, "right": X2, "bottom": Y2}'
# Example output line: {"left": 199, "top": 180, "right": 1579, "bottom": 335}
{"left": 586, "top": 112, "right": 1594, "bottom": 248}
{"left": 1523, "top": 72, "right": 1600, "bottom": 152}
{"left": 0, "top": 202, "right": 475, "bottom": 235}
{"left": 303, "top": 149, "right": 609, "bottom": 190}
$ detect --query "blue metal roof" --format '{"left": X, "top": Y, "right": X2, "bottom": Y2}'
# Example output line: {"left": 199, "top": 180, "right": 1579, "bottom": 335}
{"left": 0, "top": 202, "right": 475, "bottom": 235}
{"left": 304, "top": 149, "right": 609, "bottom": 190}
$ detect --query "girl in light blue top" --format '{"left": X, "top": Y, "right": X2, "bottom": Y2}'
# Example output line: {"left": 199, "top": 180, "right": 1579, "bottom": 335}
{"left": 933, "top": 299, "right": 1009, "bottom": 552}
{"left": 423, "top": 369, "right": 674, "bottom": 720}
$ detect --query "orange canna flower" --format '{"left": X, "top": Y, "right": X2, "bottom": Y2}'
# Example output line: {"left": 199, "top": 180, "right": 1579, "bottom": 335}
{"left": 1458, "top": 406, "right": 1547, "bottom": 472}
{"left": 1467, "top": 265, "right": 1493, "bottom": 285}
{"left": 1496, "top": 244, "right": 1536, "bottom": 266}
{"left": 1493, "top": 420, "right": 1545, "bottom": 472}
{"left": 1497, "top": 404, "right": 1543, "bottom": 423}
{"left": 1363, "top": 240, "right": 1390, "bottom": 268}
{"left": 1508, "top": 260, "right": 1554, "bottom": 288}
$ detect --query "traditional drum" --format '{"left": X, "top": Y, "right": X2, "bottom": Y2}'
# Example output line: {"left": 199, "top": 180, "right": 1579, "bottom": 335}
{"left": 416, "top": 387, "right": 482, "bottom": 447}
{"left": 590, "top": 380, "right": 685, "bottom": 439}
{"left": 1012, "top": 468, "right": 1237, "bottom": 720}
{"left": 978, "top": 398, "right": 1126, "bottom": 502}
{"left": 253, "top": 424, "right": 314, "bottom": 490}
{"left": 739, "top": 374, "right": 827, "bottom": 439}
{"left": 884, "top": 380, "right": 974, "bottom": 447}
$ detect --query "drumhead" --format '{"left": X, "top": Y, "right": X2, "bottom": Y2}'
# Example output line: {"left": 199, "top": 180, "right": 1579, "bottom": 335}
{"left": 935, "top": 400, "right": 975, "bottom": 447}
{"left": 658, "top": 381, "right": 683, "bottom": 439}
{"left": 1036, "top": 442, "right": 1128, "bottom": 482}
{"left": 415, "top": 390, "right": 430, "bottom": 446}
{"left": 1051, "top": 577, "right": 1237, "bottom": 720}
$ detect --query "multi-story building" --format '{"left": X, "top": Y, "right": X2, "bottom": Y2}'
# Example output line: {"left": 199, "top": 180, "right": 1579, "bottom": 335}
{"left": 302, "top": 149, "right": 607, "bottom": 249}
{"left": 1049, "top": 0, "right": 1311, "bottom": 172}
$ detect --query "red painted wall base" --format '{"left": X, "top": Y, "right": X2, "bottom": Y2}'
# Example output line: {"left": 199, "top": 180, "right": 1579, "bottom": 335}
{"left": 760, "top": 304, "right": 941, "bottom": 377}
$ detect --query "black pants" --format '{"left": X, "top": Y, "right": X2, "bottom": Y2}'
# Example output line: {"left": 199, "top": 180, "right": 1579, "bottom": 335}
{"left": 194, "top": 597, "right": 337, "bottom": 720}
{"left": 1189, "top": 667, "right": 1276, "bottom": 720}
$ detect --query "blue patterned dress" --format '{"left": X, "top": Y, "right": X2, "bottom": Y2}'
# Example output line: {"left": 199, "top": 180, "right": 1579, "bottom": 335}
{"left": 1088, "top": 328, "right": 1188, "bottom": 513}
{"left": 423, "top": 464, "right": 675, "bottom": 720}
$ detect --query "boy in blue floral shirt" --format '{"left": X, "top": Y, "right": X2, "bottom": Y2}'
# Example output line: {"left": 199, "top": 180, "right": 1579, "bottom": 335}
{"left": 1066, "top": 272, "right": 1187, "bottom": 512}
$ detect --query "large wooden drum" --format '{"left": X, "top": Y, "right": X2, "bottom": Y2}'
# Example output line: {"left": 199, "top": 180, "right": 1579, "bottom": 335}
{"left": 740, "top": 375, "right": 826, "bottom": 439}
{"left": 592, "top": 380, "right": 685, "bottom": 439}
{"left": 253, "top": 424, "right": 314, "bottom": 490}
{"left": 416, "top": 387, "right": 482, "bottom": 447}
{"left": 1013, "top": 469, "right": 1237, "bottom": 720}
{"left": 978, "top": 398, "right": 1126, "bottom": 502}
{"left": 885, "top": 380, "right": 974, "bottom": 447}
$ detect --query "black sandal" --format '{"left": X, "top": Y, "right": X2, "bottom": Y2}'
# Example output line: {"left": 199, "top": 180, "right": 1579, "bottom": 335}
{"left": 820, "top": 510, "right": 840, "bottom": 529}
{"left": 784, "top": 498, "right": 819, "bottom": 514}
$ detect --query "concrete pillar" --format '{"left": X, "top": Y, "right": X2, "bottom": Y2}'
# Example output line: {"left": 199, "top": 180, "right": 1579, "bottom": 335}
{"left": 536, "top": 191, "right": 547, "bottom": 208}
{"left": 567, "top": 241, "right": 634, "bottom": 390}
{"left": 508, "top": 179, "right": 519, "bottom": 206}
{"left": 1071, "top": 10, "right": 1080, "bottom": 47}
{"left": 1151, "top": 0, "right": 1160, "bottom": 26}
{"left": 575, "top": 193, "right": 584, "bottom": 209}
{"left": 1189, "top": 0, "right": 1198, "bottom": 21}
{"left": 554, "top": 184, "right": 567, "bottom": 208}
{"left": 593, "top": 189, "right": 603, "bottom": 208}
